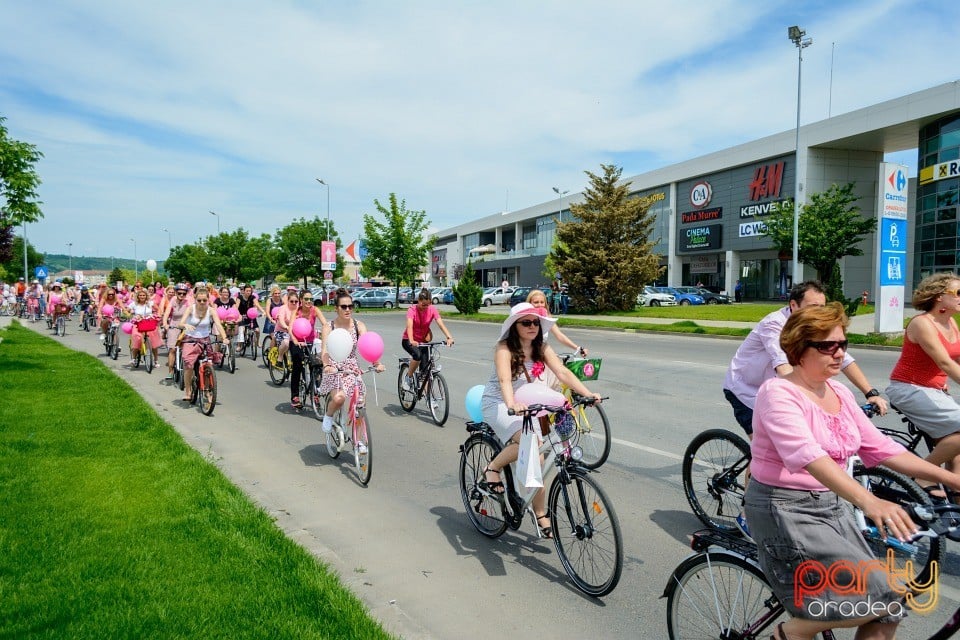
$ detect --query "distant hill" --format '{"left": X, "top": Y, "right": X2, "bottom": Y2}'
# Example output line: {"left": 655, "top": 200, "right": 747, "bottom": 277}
{"left": 43, "top": 254, "right": 164, "bottom": 274}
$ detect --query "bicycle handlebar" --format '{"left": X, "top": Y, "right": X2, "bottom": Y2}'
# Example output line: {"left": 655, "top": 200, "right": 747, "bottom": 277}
{"left": 507, "top": 395, "right": 607, "bottom": 416}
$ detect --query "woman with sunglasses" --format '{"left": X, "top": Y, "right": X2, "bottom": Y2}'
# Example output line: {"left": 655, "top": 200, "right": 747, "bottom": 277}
{"left": 263, "top": 285, "right": 284, "bottom": 350}
{"left": 287, "top": 290, "right": 328, "bottom": 409}
{"left": 479, "top": 303, "right": 602, "bottom": 538}
{"left": 318, "top": 289, "right": 385, "bottom": 433}
{"left": 162, "top": 284, "right": 192, "bottom": 380}
{"left": 886, "top": 272, "right": 960, "bottom": 483}
{"left": 273, "top": 289, "right": 303, "bottom": 372}
{"left": 401, "top": 288, "right": 454, "bottom": 391}
{"left": 178, "top": 287, "right": 228, "bottom": 403}
{"left": 97, "top": 287, "right": 122, "bottom": 338}
{"left": 744, "top": 303, "right": 960, "bottom": 640}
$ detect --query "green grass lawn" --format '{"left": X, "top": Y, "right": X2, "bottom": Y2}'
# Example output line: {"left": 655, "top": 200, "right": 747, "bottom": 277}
{"left": 0, "top": 323, "right": 394, "bottom": 640}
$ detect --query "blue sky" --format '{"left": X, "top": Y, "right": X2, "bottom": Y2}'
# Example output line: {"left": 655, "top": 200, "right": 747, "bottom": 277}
{"left": 1, "top": 0, "right": 957, "bottom": 264}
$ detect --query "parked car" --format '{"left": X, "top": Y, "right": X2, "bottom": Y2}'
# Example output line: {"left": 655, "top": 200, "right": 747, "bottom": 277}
{"left": 441, "top": 288, "right": 455, "bottom": 304}
{"left": 481, "top": 286, "right": 514, "bottom": 306}
{"left": 508, "top": 286, "right": 533, "bottom": 306}
{"left": 636, "top": 286, "right": 678, "bottom": 307}
{"left": 431, "top": 287, "right": 452, "bottom": 304}
{"left": 352, "top": 289, "right": 395, "bottom": 308}
{"left": 676, "top": 286, "right": 731, "bottom": 304}
{"left": 653, "top": 286, "right": 704, "bottom": 306}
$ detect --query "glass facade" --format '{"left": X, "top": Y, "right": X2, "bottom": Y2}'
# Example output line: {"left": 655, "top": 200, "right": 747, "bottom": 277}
{"left": 915, "top": 114, "right": 960, "bottom": 282}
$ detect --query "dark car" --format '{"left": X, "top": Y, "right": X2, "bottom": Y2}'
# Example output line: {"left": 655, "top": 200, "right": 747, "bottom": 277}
{"left": 508, "top": 286, "right": 532, "bottom": 306}
{"left": 676, "top": 286, "right": 731, "bottom": 304}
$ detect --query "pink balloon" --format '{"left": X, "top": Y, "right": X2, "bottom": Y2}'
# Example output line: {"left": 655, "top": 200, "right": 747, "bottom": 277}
{"left": 246, "top": 307, "right": 258, "bottom": 320}
{"left": 291, "top": 317, "right": 313, "bottom": 340}
{"left": 514, "top": 382, "right": 566, "bottom": 417}
{"left": 226, "top": 308, "right": 241, "bottom": 322}
{"left": 357, "top": 331, "right": 384, "bottom": 363}
{"left": 270, "top": 306, "right": 281, "bottom": 320}
{"left": 50, "top": 294, "right": 61, "bottom": 304}
{"left": 121, "top": 321, "right": 134, "bottom": 335}
{"left": 216, "top": 306, "right": 228, "bottom": 320}
{"left": 102, "top": 304, "right": 115, "bottom": 317}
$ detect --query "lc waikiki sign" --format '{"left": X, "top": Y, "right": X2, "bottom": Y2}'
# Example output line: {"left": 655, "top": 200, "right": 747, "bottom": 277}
{"left": 874, "top": 163, "right": 909, "bottom": 333}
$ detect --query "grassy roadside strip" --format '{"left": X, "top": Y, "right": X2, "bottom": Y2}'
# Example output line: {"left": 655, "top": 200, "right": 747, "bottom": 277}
{"left": 0, "top": 323, "right": 394, "bottom": 640}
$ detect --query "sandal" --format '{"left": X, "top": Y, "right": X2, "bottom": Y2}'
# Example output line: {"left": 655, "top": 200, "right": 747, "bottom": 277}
{"left": 536, "top": 511, "right": 553, "bottom": 539}
{"left": 291, "top": 397, "right": 302, "bottom": 409}
{"left": 771, "top": 621, "right": 788, "bottom": 640}
{"left": 481, "top": 466, "right": 505, "bottom": 495}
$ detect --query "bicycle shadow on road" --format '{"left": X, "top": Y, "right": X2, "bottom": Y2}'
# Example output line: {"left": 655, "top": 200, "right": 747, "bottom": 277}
{"left": 296, "top": 445, "right": 372, "bottom": 488}
{"left": 428, "top": 505, "right": 611, "bottom": 604}
{"left": 649, "top": 508, "right": 716, "bottom": 547}
{"left": 381, "top": 401, "right": 448, "bottom": 426}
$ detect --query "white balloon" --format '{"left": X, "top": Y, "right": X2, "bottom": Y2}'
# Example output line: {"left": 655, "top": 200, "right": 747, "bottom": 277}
{"left": 514, "top": 382, "right": 566, "bottom": 416}
{"left": 326, "top": 327, "right": 353, "bottom": 361}
{"left": 145, "top": 259, "right": 157, "bottom": 272}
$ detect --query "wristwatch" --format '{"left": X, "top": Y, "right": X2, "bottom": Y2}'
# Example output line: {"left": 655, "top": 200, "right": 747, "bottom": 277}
{"left": 865, "top": 388, "right": 881, "bottom": 399}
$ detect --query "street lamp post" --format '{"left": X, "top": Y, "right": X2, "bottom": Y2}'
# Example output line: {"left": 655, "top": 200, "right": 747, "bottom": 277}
{"left": 209, "top": 210, "right": 220, "bottom": 235}
{"left": 316, "top": 179, "right": 330, "bottom": 241}
{"left": 67, "top": 242, "right": 73, "bottom": 274}
{"left": 552, "top": 187, "right": 569, "bottom": 219}
{"left": 130, "top": 238, "right": 138, "bottom": 283}
{"left": 788, "top": 25, "right": 812, "bottom": 286}
{"left": 161, "top": 227, "right": 172, "bottom": 254}
{"left": 22, "top": 221, "right": 28, "bottom": 283}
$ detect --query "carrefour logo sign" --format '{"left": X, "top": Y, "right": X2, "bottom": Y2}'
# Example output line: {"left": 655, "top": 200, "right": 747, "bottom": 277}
{"left": 888, "top": 169, "right": 906, "bottom": 192}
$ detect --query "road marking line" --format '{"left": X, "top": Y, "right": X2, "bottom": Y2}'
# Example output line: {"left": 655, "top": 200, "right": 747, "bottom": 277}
{"left": 610, "top": 437, "right": 683, "bottom": 462}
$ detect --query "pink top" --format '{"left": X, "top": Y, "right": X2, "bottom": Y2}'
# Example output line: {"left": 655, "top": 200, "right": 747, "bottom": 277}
{"left": 403, "top": 304, "right": 439, "bottom": 342}
{"left": 750, "top": 378, "right": 905, "bottom": 491}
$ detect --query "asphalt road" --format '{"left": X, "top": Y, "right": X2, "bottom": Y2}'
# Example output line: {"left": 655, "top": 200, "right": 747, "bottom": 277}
{"left": 24, "top": 312, "right": 960, "bottom": 639}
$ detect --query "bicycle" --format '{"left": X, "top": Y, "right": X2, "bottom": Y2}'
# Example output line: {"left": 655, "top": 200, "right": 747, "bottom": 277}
{"left": 662, "top": 500, "right": 960, "bottom": 640}
{"left": 557, "top": 351, "right": 611, "bottom": 469}
{"left": 173, "top": 336, "right": 185, "bottom": 390}
{"left": 103, "top": 315, "right": 121, "bottom": 360}
{"left": 236, "top": 320, "right": 259, "bottom": 361}
{"left": 458, "top": 399, "right": 623, "bottom": 597}
{"left": 79, "top": 303, "right": 97, "bottom": 331}
{"left": 683, "top": 419, "right": 943, "bottom": 583}
{"left": 219, "top": 321, "right": 237, "bottom": 374}
{"left": 267, "top": 342, "right": 293, "bottom": 386}
{"left": 323, "top": 362, "right": 378, "bottom": 486}
{"left": 51, "top": 302, "right": 69, "bottom": 336}
{"left": 294, "top": 340, "right": 324, "bottom": 419}
{"left": 185, "top": 338, "right": 218, "bottom": 416}
{"left": 130, "top": 316, "right": 159, "bottom": 374}
{"left": 397, "top": 341, "right": 449, "bottom": 426}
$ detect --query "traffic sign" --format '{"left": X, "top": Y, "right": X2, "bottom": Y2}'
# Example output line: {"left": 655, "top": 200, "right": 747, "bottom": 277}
{"left": 34, "top": 266, "right": 48, "bottom": 280}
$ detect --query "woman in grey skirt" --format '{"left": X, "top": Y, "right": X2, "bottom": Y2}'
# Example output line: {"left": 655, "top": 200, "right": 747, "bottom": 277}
{"left": 743, "top": 303, "right": 960, "bottom": 640}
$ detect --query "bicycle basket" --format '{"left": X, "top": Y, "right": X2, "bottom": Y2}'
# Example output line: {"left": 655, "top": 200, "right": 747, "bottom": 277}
{"left": 564, "top": 357, "right": 601, "bottom": 381}
{"left": 554, "top": 410, "right": 576, "bottom": 440}
{"left": 136, "top": 318, "right": 159, "bottom": 332}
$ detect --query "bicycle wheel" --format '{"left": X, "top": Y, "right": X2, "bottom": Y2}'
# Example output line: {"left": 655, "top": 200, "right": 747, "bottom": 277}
{"left": 354, "top": 407, "right": 372, "bottom": 485}
{"left": 236, "top": 333, "right": 247, "bottom": 358}
{"left": 427, "top": 373, "right": 449, "bottom": 426}
{"left": 397, "top": 363, "right": 417, "bottom": 412}
{"left": 132, "top": 346, "right": 141, "bottom": 369}
{"left": 682, "top": 429, "right": 751, "bottom": 534}
{"left": 111, "top": 338, "right": 120, "bottom": 360}
{"left": 104, "top": 333, "right": 113, "bottom": 356}
{"left": 268, "top": 347, "right": 286, "bottom": 385}
{"left": 199, "top": 362, "right": 217, "bottom": 415}
{"left": 249, "top": 333, "right": 258, "bottom": 360}
{"left": 310, "top": 368, "right": 324, "bottom": 421}
{"left": 56, "top": 315, "right": 65, "bottom": 336}
{"left": 665, "top": 551, "right": 784, "bottom": 640}
{"left": 569, "top": 399, "right": 611, "bottom": 470}
{"left": 854, "top": 464, "right": 943, "bottom": 588}
{"left": 145, "top": 346, "right": 154, "bottom": 374}
{"left": 548, "top": 469, "right": 623, "bottom": 597}
{"left": 227, "top": 342, "right": 236, "bottom": 374}
{"left": 260, "top": 335, "right": 272, "bottom": 367}
{"left": 324, "top": 397, "right": 343, "bottom": 459}
{"left": 458, "top": 434, "right": 508, "bottom": 538}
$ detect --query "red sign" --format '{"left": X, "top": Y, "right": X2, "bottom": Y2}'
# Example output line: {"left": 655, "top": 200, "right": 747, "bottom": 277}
{"left": 748, "top": 161, "right": 785, "bottom": 201}
{"left": 681, "top": 207, "right": 722, "bottom": 224}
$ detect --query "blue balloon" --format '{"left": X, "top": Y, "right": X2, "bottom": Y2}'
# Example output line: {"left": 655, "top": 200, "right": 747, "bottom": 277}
{"left": 465, "top": 384, "right": 485, "bottom": 423}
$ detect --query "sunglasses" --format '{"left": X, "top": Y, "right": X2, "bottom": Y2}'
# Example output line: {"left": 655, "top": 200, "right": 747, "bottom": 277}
{"left": 302, "top": 298, "right": 313, "bottom": 302}
{"left": 339, "top": 304, "right": 354, "bottom": 310}
{"left": 517, "top": 319, "right": 540, "bottom": 328}
{"left": 176, "top": 292, "right": 186, "bottom": 295}
{"left": 806, "top": 339, "right": 848, "bottom": 356}
{"left": 944, "top": 288, "right": 960, "bottom": 296}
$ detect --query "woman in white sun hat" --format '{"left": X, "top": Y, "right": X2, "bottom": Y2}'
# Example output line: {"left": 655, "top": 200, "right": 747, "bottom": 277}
{"left": 479, "top": 302, "right": 601, "bottom": 537}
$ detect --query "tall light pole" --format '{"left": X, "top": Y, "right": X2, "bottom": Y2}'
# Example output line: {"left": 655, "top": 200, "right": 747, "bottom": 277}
{"left": 22, "top": 220, "right": 28, "bottom": 283}
{"left": 552, "top": 187, "right": 569, "bottom": 218}
{"left": 316, "top": 178, "right": 330, "bottom": 241}
{"left": 130, "top": 238, "right": 138, "bottom": 283}
{"left": 161, "top": 227, "right": 172, "bottom": 254}
{"left": 67, "top": 242, "right": 73, "bottom": 274}
{"left": 209, "top": 210, "right": 220, "bottom": 234}
{"left": 788, "top": 25, "right": 812, "bottom": 286}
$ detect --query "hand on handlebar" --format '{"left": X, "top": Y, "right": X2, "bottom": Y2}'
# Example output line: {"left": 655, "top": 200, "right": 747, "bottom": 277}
{"left": 861, "top": 494, "right": 917, "bottom": 542}
{"left": 866, "top": 394, "right": 889, "bottom": 416}
{"left": 445, "top": 337, "right": 454, "bottom": 347}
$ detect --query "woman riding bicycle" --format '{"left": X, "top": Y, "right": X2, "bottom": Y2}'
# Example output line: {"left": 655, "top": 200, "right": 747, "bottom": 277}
{"left": 479, "top": 302, "right": 601, "bottom": 538}
{"left": 273, "top": 289, "right": 303, "bottom": 370}
{"left": 127, "top": 287, "right": 162, "bottom": 367}
{"left": 743, "top": 303, "right": 960, "bottom": 640}
{"left": 885, "top": 272, "right": 960, "bottom": 480}
{"left": 318, "top": 289, "right": 384, "bottom": 435}
{"left": 162, "top": 283, "right": 191, "bottom": 380}
{"left": 401, "top": 288, "right": 454, "bottom": 391}
{"left": 263, "top": 285, "right": 284, "bottom": 350}
{"left": 97, "top": 287, "right": 121, "bottom": 337}
{"left": 236, "top": 284, "right": 264, "bottom": 349}
{"left": 177, "top": 287, "right": 227, "bottom": 403}
{"left": 287, "top": 289, "right": 329, "bottom": 409}
{"left": 47, "top": 281, "right": 70, "bottom": 329}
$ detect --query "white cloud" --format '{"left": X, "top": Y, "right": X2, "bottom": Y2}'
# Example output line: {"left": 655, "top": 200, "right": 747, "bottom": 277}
{"left": 1, "top": 0, "right": 957, "bottom": 261}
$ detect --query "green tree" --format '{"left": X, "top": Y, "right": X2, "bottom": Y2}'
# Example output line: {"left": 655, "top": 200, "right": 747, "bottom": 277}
{"left": 453, "top": 261, "right": 483, "bottom": 314}
{"left": 204, "top": 229, "right": 253, "bottom": 283}
{"left": 361, "top": 193, "right": 432, "bottom": 302}
{"left": 275, "top": 217, "right": 340, "bottom": 289}
{"left": 764, "top": 182, "right": 875, "bottom": 302}
{"left": 107, "top": 267, "right": 125, "bottom": 287}
{"left": 164, "top": 243, "right": 209, "bottom": 284}
{"left": 239, "top": 233, "right": 281, "bottom": 284}
{"left": 0, "top": 116, "right": 44, "bottom": 265}
{"left": 549, "top": 164, "right": 663, "bottom": 312}
{"left": 1, "top": 234, "right": 43, "bottom": 280}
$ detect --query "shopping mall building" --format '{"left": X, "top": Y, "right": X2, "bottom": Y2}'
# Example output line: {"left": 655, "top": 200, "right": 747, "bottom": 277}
{"left": 430, "top": 81, "right": 960, "bottom": 300}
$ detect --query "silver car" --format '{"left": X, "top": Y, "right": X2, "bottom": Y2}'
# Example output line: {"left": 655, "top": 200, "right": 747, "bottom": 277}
{"left": 637, "top": 286, "right": 678, "bottom": 307}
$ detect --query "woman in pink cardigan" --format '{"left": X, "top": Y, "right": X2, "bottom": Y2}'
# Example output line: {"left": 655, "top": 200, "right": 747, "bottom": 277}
{"left": 744, "top": 303, "right": 960, "bottom": 640}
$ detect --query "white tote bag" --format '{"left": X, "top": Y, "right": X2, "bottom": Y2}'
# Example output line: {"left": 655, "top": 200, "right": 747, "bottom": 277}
{"left": 515, "top": 424, "right": 543, "bottom": 489}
